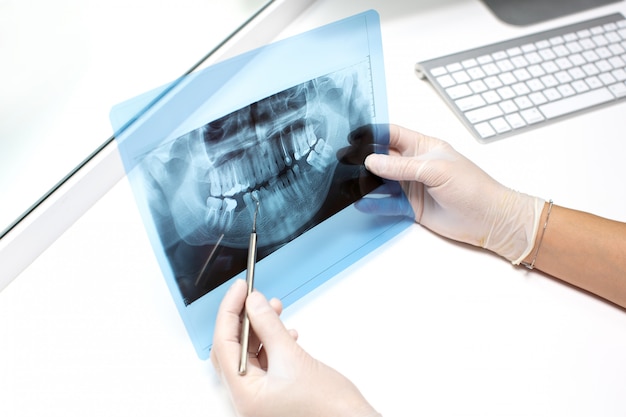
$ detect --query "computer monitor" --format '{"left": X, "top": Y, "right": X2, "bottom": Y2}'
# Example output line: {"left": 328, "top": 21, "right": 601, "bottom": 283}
{"left": 481, "top": 0, "right": 622, "bottom": 25}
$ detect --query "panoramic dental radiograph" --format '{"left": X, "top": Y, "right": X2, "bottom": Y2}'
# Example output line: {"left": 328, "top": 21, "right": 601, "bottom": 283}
{"left": 141, "top": 62, "right": 383, "bottom": 304}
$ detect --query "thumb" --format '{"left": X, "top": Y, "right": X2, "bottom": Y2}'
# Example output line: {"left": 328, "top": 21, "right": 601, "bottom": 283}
{"left": 246, "top": 291, "right": 295, "bottom": 354}
{"left": 365, "top": 153, "right": 424, "bottom": 182}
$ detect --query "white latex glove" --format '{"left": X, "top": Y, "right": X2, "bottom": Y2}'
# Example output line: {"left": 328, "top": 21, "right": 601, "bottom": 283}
{"left": 356, "top": 125, "right": 545, "bottom": 264}
{"left": 211, "top": 279, "right": 381, "bottom": 417}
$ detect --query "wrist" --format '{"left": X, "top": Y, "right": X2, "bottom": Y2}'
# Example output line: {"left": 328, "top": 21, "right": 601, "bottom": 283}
{"left": 521, "top": 200, "right": 553, "bottom": 268}
{"left": 484, "top": 189, "right": 545, "bottom": 264}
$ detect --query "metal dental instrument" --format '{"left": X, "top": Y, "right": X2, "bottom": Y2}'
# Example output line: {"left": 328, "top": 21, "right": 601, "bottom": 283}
{"left": 238, "top": 194, "right": 260, "bottom": 375}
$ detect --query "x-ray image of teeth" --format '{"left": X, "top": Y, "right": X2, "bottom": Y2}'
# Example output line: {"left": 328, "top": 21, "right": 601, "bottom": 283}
{"left": 140, "top": 61, "right": 383, "bottom": 305}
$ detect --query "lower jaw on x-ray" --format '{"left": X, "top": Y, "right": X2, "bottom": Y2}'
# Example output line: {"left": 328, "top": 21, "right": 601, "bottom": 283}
{"left": 141, "top": 61, "right": 383, "bottom": 305}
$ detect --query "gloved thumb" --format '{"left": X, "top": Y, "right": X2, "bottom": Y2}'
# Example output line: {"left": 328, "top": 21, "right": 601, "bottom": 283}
{"left": 365, "top": 153, "right": 424, "bottom": 182}
{"left": 246, "top": 291, "right": 295, "bottom": 355}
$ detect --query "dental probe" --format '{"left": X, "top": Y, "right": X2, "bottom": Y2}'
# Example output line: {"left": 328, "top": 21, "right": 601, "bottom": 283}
{"left": 238, "top": 194, "right": 260, "bottom": 375}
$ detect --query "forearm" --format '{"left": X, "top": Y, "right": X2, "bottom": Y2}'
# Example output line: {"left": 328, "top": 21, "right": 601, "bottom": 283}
{"left": 523, "top": 204, "right": 626, "bottom": 309}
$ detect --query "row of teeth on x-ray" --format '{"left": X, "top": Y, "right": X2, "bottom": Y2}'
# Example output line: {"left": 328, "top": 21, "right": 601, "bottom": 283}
{"left": 204, "top": 120, "right": 334, "bottom": 233}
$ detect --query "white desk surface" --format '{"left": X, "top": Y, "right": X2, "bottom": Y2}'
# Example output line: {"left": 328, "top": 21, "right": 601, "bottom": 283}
{"left": 2, "top": 1, "right": 626, "bottom": 416}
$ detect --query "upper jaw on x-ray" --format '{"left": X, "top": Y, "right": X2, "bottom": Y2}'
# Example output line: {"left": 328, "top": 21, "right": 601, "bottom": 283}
{"left": 143, "top": 65, "right": 374, "bottom": 251}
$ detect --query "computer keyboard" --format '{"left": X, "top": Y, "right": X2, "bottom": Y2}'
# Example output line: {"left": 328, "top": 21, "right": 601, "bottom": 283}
{"left": 415, "top": 13, "right": 626, "bottom": 142}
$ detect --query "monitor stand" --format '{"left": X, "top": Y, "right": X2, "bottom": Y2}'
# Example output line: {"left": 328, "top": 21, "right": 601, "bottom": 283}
{"left": 481, "top": 0, "right": 622, "bottom": 26}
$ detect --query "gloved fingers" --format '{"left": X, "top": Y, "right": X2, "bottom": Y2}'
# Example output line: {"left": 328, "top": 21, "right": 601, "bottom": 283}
{"left": 247, "top": 296, "right": 284, "bottom": 368}
{"left": 210, "top": 279, "right": 248, "bottom": 381}
{"left": 354, "top": 195, "right": 415, "bottom": 218}
{"left": 363, "top": 180, "right": 403, "bottom": 196}
{"left": 246, "top": 291, "right": 298, "bottom": 362}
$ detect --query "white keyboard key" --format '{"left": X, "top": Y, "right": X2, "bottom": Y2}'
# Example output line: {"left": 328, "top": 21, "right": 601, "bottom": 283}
{"left": 436, "top": 74, "right": 456, "bottom": 88}
{"left": 608, "top": 43, "right": 625, "bottom": 55}
{"left": 455, "top": 94, "right": 487, "bottom": 111}
{"left": 497, "top": 86, "right": 516, "bottom": 99}
{"left": 499, "top": 100, "right": 519, "bottom": 113}
{"left": 569, "top": 53, "right": 586, "bottom": 66}
{"left": 555, "top": 70, "right": 573, "bottom": 83}
{"left": 536, "top": 40, "right": 550, "bottom": 49}
{"left": 596, "top": 46, "right": 612, "bottom": 59}
{"left": 484, "top": 76, "right": 503, "bottom": 89}
{"left": 541, "top": 61, "right": 559, "bottom": 73}
{"left": 528, "top": 64, "right": 546, "bottom": 77}
{"left": 612, "top": 68, "right": 626, "bottom": 81}
{"left": 582, "top": 63, "right": 600, "bottom": 76}
{"left": 477, "top": 54, "right": 493, "bottom": 64}
{"left": 446, "top": 62, "right": 463, "bottom": 72}
{"left": 512, "top": 82, "right": 531, "bottom": 95}
{"left": 514, "top": 95, "right": 533, "bottom": 109}
{"left": 474, "top": 122, "right": 496, "bottom": 138}
{"left": 609, "top": 82, "right": 626, "bottom": 97}
{"left": 568, "top": 67, "right": 586, "bottom": 79}
{"left": 431, "top": 66, "right": 448, "bottom": 76}
{"left": 606, "top": 32, "right": 622, "bottom": 44}
{"left": 599, "top": 72, "right": 617, "bottom": 85}
{"left": 526, "top": 52, "right": 543, "bottom": 64}
{"left": 596, "top": 60, "right": 613, "bottom": 72}
{"left": 583, "top": 49, "right": 600, "bottom": 62}
{"left": 580, "top": 38, "right": 596, "bottom": 49}
{"left": 446, "top": 84, "right": 473, "bottom": 99}
{"left": 557, "top": 83, "right": 576, "bottom": 97}
{"left": 527, "top": 78, "right": 545, "bottom": 91}
{"left": 465, "top": 104, "right": 503, "bottom": 123}
{"left": 468, "top": 67, "right": 486, "bottom": 79}
{"left": 539, "top": 48, "right": 557, "bottom": 61}
{"left": 511, "top": 55, "right": 530, "bottom": 68}
{"left": 609, "top": 56, "right": 625, "bottom": 69}
{"left": 591, "top": 25, "right": 605, "bottom": 35}
{"left": 543, "top": 87, "right": 562, "bottom": 101}
{"left": 555, "top": 57, "right": 573, "bottom": 70}
{"left": 469, "top": 80, "right": 489, "bottom": 93}
{"left": 452, "top": 70, "right": 471, "bottom": 83}
{"left": 490, "top": 117, "right": 511, "bottom": 133}
{"left": 512, "top": 68, "right": 532, "bottom": 81}
{"left": 539, "top": 87, "right": 615, "bottom": 118}
{"left": 482, "top": 90, "right": 502, "bottom": 104}
{"left": 507, "top": 46, "right": 523, "bottom": 56}
{"left": 566, "top": 41, "right": 583, "bottom": 53}
{"left": 499, "top": 72, "right": 517, "bottom": 85}
{"left": 496, "top": 59, "right": 515, "bottom": 72}
{"left": 462, "top": 58, "right": 478, "bottom": 68}
{"left": 592, "top": 34, "right": 609, "bottom": 46}
{"left": 540, "top": 74, "right": 559, "bottom": 87}
{"left": 585, "top": 76, "right": 603, "bottom": 89}
{"left": 572, "top": 80, "right": 590, "bottom": 93}
{"left": 553, "top": 44, "right": 569, "bottom": 57}
{"left": 564, "top": 33, "right": 578, "bottom": 42}
{"left": 492, "top": 51, "right": 508, "bottom": 61}
{"left": 482, "top": 63, "right": 500, "bottom": 75}
{"left": 529, "top": 91, "right": 548, "bottom": 105}
{"left": 506, "top": 113, "right": 526, "bottom": 129}
{"left": 520, "top": 108, "right": 545, "bottom": 124}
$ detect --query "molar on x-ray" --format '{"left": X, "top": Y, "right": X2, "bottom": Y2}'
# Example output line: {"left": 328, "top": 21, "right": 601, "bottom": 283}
{"left": 141, "top": 61, "right": 382, "bottom": 305}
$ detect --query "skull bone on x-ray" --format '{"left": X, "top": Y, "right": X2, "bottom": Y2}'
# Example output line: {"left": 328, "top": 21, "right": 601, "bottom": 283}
{"left": 141, "top": 61, "right": 378, "bottom": 302}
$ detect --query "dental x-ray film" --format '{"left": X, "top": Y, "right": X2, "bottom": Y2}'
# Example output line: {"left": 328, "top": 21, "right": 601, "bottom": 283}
{"left": 110, "top": 10, "right": 412, "bottom": 359}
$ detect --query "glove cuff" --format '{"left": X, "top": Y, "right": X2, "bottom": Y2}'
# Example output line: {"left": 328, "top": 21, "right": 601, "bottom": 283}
{"left": 485, "top": 190, "right": 545, "bottom": 264}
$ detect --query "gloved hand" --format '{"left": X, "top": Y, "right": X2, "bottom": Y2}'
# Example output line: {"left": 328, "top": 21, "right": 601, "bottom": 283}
{"left": 355, "top": 125, "right": 545, "bottom": 264}
{"left": 211, "top": 279, "right": 381, "bottom": 417}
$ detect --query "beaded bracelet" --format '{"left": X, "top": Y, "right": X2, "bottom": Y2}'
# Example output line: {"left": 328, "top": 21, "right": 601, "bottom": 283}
{"left": 521, "top": 199, "right": 553, "bottom": 270}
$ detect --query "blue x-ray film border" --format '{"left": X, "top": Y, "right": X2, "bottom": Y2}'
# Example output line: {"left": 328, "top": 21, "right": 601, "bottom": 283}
{"left": 111, "top": 10, "right": 412, "bottom": 359}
